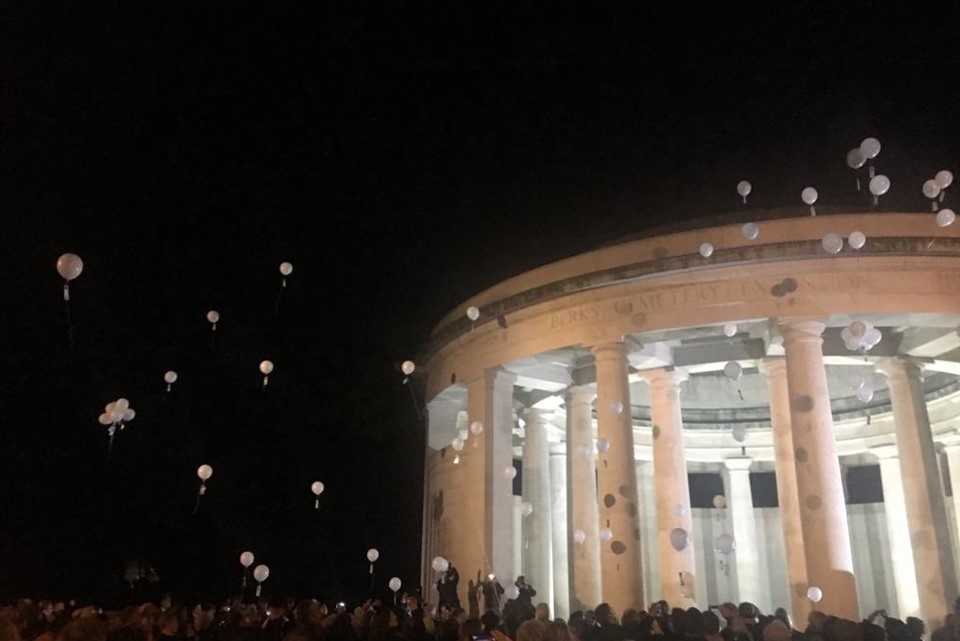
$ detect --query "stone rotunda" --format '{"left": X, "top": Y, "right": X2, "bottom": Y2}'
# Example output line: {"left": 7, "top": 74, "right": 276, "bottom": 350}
{"left": 417, "top": 210, "right": 960, "bottom": 628}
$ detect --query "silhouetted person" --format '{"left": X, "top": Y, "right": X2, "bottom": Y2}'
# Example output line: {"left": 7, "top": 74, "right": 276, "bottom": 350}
{"left": 437, "top": 566, "right": 461, "bottom": 611}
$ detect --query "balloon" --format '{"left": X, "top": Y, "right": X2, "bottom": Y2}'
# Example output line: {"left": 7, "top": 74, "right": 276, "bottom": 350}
{"left": 458, "top": 428, "right": 468, "bottom": 441}
{"left": 732, "top": 425, "right": 748, "bottom": 443}
{"left": 821, "top": 233, "right": 843, "bottom": 255}
{"left": 713, "top": 495, "right": 727, "bottom": 509}
{"left": 388, "top": 577, "right": 402, "bottom": 592}
{"left": 869, "top": 175, "right": 890, "bottom": 196}
{"left": 466, "top": 306, "right": 480, "bottom": 321}
{"left": 573, "top": 529, "right": 587, "bottom": 544}
{"left": 253, "top": 565, "right": 270, "bottom": 583}
{"left": 98, "top": 413, "right": 112, "bottom": 426}
{"left": 850, "top": 374, "right": 866, "bottom": 391}
{"left": 206, "top": 310, "right": 220, "bottom": 324}
{"left": 699, "top": 242, "right": 714, "bottom": 258}
{"left": 848, "top": 231, "right": 866, "bottom": 250}
{"left": 723, "top": 323, "right": 738, "bottom": 338}
{"left": 857, "top": 384, "right": 874, "bottom": 403}
{"left": 936, "top": 170, "right": 954, "bottom": 190}
{"left": 367, "top": 548, "right": 380, "bottom": 563}
{"left": 599, "top": 527, "right": 613, "bottom": 542}
{"left": 56, "top": 253, "right": 84, "bottom": 281}
{"left": 741, "top": 222, "right": 759, "bottom": 240}
{"left": 431, "top": 556, "right": 449, "bottom": 573}
{"left": 937, "top": 208, "right": 956, "bottom": 227}
{"left": 311, "top": 481, "right": 325, "bottom": 496}
{"left": 860, "top": 137, "right": 881, "bottom": 159}
{"left": 807, "top": 586, "right": 823, "bottom": 603}
{"left": 736, "top": 180, "right": 752, "bottom": 203}
{"left": 115, "top": 398, "right": 130, "bottom": 412}
{"left": 470, "top": 421, "right": 484, "bottom": 435}
{"left": 521, "top": 502, "right": 534, "bottom": 517}
{"left": 259, "top": 360, "right": 274, "bottom": 375}
{"left": 675, "top": 504, "right": 687, "bottom": 517}
{"left": 279, "top": 262, "right": 294, "bottom": 276}
{"left": 122, "top": 408, "right": 136, "bottom": 422}
{"left": 401, "top": 360, "right": 415, "bottom": 376}
{"left": 504, "top": 465, "right": 517, "bottom": 480}
{"left": 669, "top": 528, "right": 689, "bottom": 551}
{"left": 801, "top": 187, "right": 818, "bottom": 205}
{"left": 596, "top": 438, "right": 610, "bottom": 454}
{"left": 923, "top": 179, "right": 942, "bottom": 199}
{"left": 846, "top": 148, "right": 866, "bottom": 169}
{"left": 164, "top": 370, "right": 178, "bottom": 384}
{"left": 504, "top": 585, "right": 520, "bottom": 600}
{"left": 451, "top": 437, "right": 464, "bottom": 452}
{"left": 197, "top": 464, "right": 213, "bottom": 481}
{"left": 863, "top": 327, "right": 882, "bottom": 348}
{"left": 848, "top": 320, "right": 868, "bottom": 339}
{"left": 723, "top": 361, "right": 742, "bottom": 381}
{"left": 610, "top": 400, "right": 624, "bottom": 415}
{"left": 240, "top": 551, "right": 254, "bottom": 567}
{"left": 713, "top": 533, "right": 736, "bottom": 555}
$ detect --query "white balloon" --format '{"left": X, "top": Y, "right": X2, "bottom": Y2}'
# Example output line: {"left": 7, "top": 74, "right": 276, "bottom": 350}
{"left": 466, "top": 306, "right": 480, "bottom": 321}
{"left": 846, "top": 148, "right": 866, "bottom": 169}
{"left": 596, "top": 437, "right": 610, "bottom": 454}
{"left": 869, "top": 175, "right": 891, "bottom": 196}
{"left": 610, "top": 400, "right": 624, "bottom": 415}
{"left": 122, "top": 408, "right": 136, "bottom": 422}
{"left": 458, "top": 428, "right": 468, "bottom": 441}
{"left": 848, "top": 231, "right": 866, "bottom": 250}
{"left": 732, "top": 425, "right": 748, "bottom": 443}
{"left": 736, "top": 180, "right": 752, "bottom": 197}
{"left": 253, "top": 564, "right": 270, "bottom": 583}
{"left": 670, "top": 528, "right": 689, "bottom": 551}
{"left": 713, "top": 533, "right": 736, "bottom": 555}
{"left": 504, "top": 465, "right": 517, "bottom": 480}
{"left": 451, "top": 437, "right": 464, "bottom": 452}
{"left": 98, "top": 413, "right": 112, "bottom": 426}
{"left": 936, "top": 208, "right": 956, "bottom": 227}
{"left": 279, "top": 262, "right": 294, "bottom": 276}
{"left": 431, "top": 556, "right": 449, "bottom": 572}
{"left": 401, "top": 360, "right": 415, "bottom": 376}
{"left": 504, "top": 585, "right": 520, "bottom": 600}
{"left": 115, "top": 398, "right": 130, "bottom": 412}
{"left": 470, "top": 421, "right": 484, "bottom": 435}
{"left": 848, "top": 320, "right": 868, "bottom": 339}
{"left": 521, "top": 502, "right": 534, "bottom": 517}
{"left": 860, "top": 137, "right": 881, "bottom": 159}
{"left": 197, "top": 464, "right": 213, "bottom": 481}
{"left": 311, "top": 481, "right": 325, "bottom": 496}
{"left": 723, "top": 323, "right": 738, "bottom": 338}
{"left": 923, "top": 179, "right": 942, "bottom": 199}
{"left": 699, "top": 242, "right": 714, "bottom": 258}
{"left": 206, "top": 310, "right": 220, "bottom": 324}
{"left": 741, "top": 222, "right": 759, "bottom": 240}
{"left": 857, "top": 384, "right": 874, "bottom": 403}
{"left": 599, "top": 527, "right": 613, "bottom": 542}
{"left": 240, "top": 551, "right": 255, "bottom": 567}
{"left": 936, "top": 170, "right": 954, "bottom": 190}
{"left": 573, "top": 529, "right": 587, "bottom": 544}
{"left": 367, "top": 548, "right": 380, "bottom": 563}
{"left": 713, "top": 495, "right": 727, "bottom": 509}
{"left": 821, "top": 233, "right": 843, "bottom": 255}
{"left": 56, "top": 253, "right": 84, "bottom": 281}
{"left": 807, "top": 586, "right": 823, "bottom": 603}
{"left": 801, "top": 187, "right": 818, "bottom": 205}
{"left": 723, "top": 361, "right": 742, "bottom": 381}
{"left": 388, "top": 577, "right": 402, "bottom": 592}
{"left": 259, "top": 360, "right": 274, "bottom": 375}
{"left": 863, "top": 327, "right": 882, "bottom": 348}
{"left": 164, "top": 370, "right": 178, "bottom": 384}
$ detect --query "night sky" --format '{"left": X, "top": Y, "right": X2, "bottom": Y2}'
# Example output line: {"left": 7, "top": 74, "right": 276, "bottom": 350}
{"left": 2, "top": 4, "right": 958, "bottom": 606}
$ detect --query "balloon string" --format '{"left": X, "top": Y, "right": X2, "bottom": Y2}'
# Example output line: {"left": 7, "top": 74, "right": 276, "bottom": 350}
{"left": 193, "top": 492, "right": 202, "bottom": 515}
{"left": 407, "top": 384, "right": 423, "bottom": 420}
{"left": 274, "top": 285, "right": 285, "bottom": 317}
{"left": 63, "top": 298, "right": 75, "bottom": 350}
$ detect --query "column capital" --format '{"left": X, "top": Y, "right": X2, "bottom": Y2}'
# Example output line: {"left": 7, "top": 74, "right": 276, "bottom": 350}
{"left": 870, "top": 443, "right": 900, "bottom": 461}
{"left": 723, "top": 456, "right": 754, "bottom": 471}
{"left": 640, "top": 367, "right": 688, "bottom": 390}
{"left": 522, "top": 407, "right": 554, "bottom": 426}
{"left": 757, "top": 357, "right": 788, "bottom": 379}
{"left": 777, "top": 318, "right": 826, "bottom": 344}
{"left": 565, "top": 385, "right": 596, "bottom": 405}
{"left": 589, "top": 341, "right": 628, "bottom": 360}
{"left": 939, "top": 433, "right": 960, "bottom": 452}
{"left": 876, "top": 357, "right": 925, "bottom": 381}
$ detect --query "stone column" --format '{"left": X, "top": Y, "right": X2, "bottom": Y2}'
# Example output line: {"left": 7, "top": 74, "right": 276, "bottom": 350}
{"left": 565, "top": 386, "right": 602, "bottom": 611}
{"left": 778, "top": 320, "right": 859, "bottom": 620}
{"left": 870, "top": 445, "right": 921, "bottom": 619}
{"left": 878, "top": 358, "right": 958, "bottom": 627}
{"left": 723, "top": 457, "right": 762, "bottom": 606}
{"left": 941, "top": 439, "right": 960, "bottom": 584}
{"left": 759, "top": 358, "right": 809, "bottom": 624}
{"left": 592, "top": 342, "right": 645, "bottom": 613}
{"left": 550, "top": 444, "right": 571, "bottom": 619}
{"left": 642, "top": 367, "right": 696, "bottom": 605}
{"left": 522, "top": 409, "right": 554, "bottom": 609}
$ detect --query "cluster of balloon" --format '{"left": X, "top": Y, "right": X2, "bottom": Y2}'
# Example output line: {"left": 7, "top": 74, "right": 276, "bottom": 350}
{"left": 937, "top": 208, "right": 957, "bottom": 228}
{"left": 699, "top": 242, "right": 714, "bottom": 258}
{"left": 98, "top": 398, "right": 136, "bottom": 454}
{"left": 712, "top": 495, "right": 727, "bottom": 509}
{"left": 311, "top": 481, "right": 325, "bottom": 510}
{"left": 573, "top": 529, "right": 587, "bottom": 544}
{"left": 713, "top": 533, "right": 736, "bottom": 555}
{"left": 807, "top": 586, "right": 823, "bottom": 605}
{"left": 669, "top": 527, "right": 689, "bottom": 551}
{"left": 239, "top": 551, "right": 255, "bottom": 589}
{"left": 521, "top": 501, "right": 534, "bottom": 517}
{"left": 163, "top": 370, "right": 178, "bottom": 393}
{"left": 801, "top": 187, "right": 818, "bottom": 216}
{"left": 841, "top": 320, "right": 882, "bottom": 359}
{"left": 736, "top": 180, "right": 751, "bottom": 204}
{"left": 253, "top": 564, "right": 270, "bottom": 597}
{"left": 741, "top": 222, "right": 759, "bottom": 241}
{"left": 366, "top": 548, "right": 379, "bottom": 574}
{"left": 869, "top": 174, "right": 891, "bottom": 206}
{"left": 194, "top": 464, "right": 213, "bottom": 514}
{"left": 259, "top": 360, "right": 274, "bottom": 389}
{"left": 723, "top": 361, "right": 745, "bottom": 400}
{"left": 723, "top": 323, "right": 738, "bottom": 339}
{"left": 924, "top": 171, "right": 954, "bottom": 210}
{"left": 430, "top": 556, "right": 449, "bottom": 573}
{"left": 849, "top": 373, "right": 875, "bottom": 404}
{"left": 388, "top": 577, "right": 402, "bottom": 603}
{"left": 56, "top": 253, "right": 84, "bottom": 348}
{"left": 466, "top": 305, "right": 480, "bottom": 329}
{"left": 274, "top": 261, "right": 294, "bottom": 315}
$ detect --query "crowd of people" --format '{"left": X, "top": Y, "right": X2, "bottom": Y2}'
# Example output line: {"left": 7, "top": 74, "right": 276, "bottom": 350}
{"left": 1, "top": 571, "right": 956, "bottom": 641}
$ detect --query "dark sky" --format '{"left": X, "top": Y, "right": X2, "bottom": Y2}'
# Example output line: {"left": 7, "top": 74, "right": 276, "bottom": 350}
{"left": 2, "top": 3, "right": 958, "bottom": 606}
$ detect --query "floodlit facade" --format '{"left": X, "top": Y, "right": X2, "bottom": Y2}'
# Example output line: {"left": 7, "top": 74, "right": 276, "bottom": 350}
{"left": 418, "top": 210, "right": 960, "bottom": 628}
